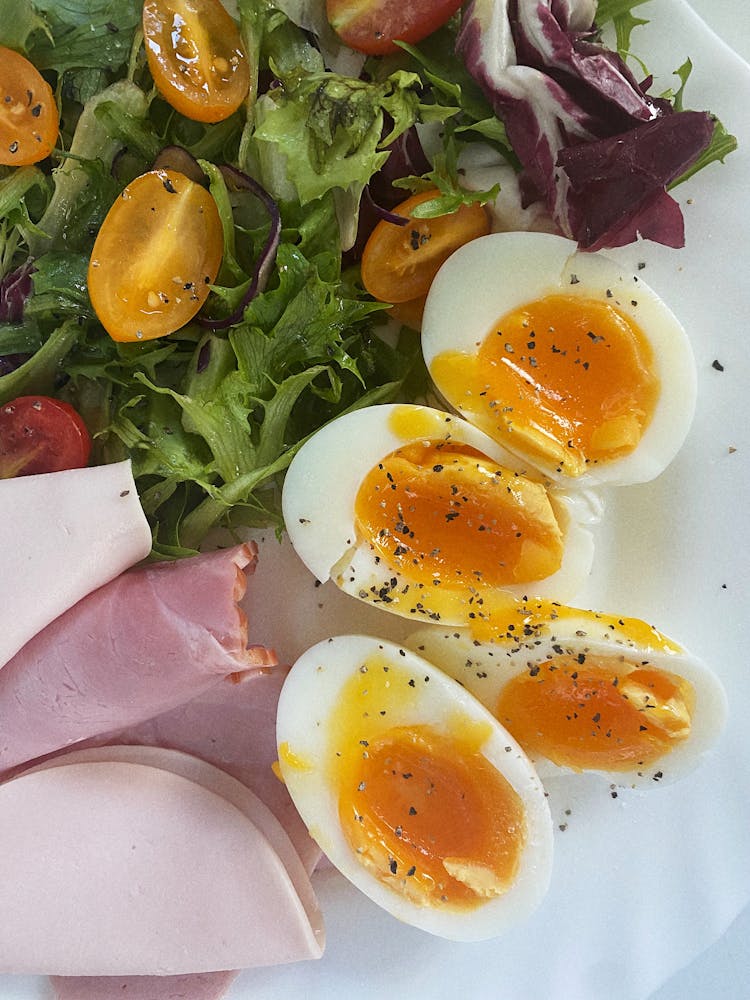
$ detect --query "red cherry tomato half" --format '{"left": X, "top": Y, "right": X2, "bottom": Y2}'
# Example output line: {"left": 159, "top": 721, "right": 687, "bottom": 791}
{"left": 0, "top": 46, "right": 59, "bottom": 165}
{"left": 143, "top": 0, "right": 251, "bottom": 123}
{"left": 326, "top": 0, "right": 464, "bottom": 55}
{"left": 0, "top": 396, "right": 92, "bottom": 478}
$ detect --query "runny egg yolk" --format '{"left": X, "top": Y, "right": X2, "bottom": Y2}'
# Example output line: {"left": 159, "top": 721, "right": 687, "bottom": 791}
{"left": 496, "top": 657, "right": 695, "bottom": 772}
{"left": 331, "top": 657, "right": 527, "bottom": 910}
{"left": 429, "top": 294, "right": 660, "bottom": 476}
{"left": 353, "top": 440, "right": 564, "bottom": 591}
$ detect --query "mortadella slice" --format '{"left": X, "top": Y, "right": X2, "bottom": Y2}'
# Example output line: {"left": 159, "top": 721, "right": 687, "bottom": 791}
{"left": 96, "top": 666, "right": 320, "bottom": 874}
{"left": 0, "top": 545, "right": 276, "bottom": 773}
{"left": 51, "top": 971, "right": 239, "bottom": 1000}
{"left": 0, "top": 460, "right": 152, "bottom": 668}
{"left": 31, "top": 744, "right": 320, "bottom": 921}
{"left": 0, "top": 752, "right": 324, "bottom": 975}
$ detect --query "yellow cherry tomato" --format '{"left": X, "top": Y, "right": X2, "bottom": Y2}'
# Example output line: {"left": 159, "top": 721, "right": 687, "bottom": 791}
{"left": 360, "top": 189, "right": 490, "bottom": 303}
{"left": 142, "top": 0, "right": 251, "bottom": 123}
{"left": 0, "top": 46, "right": 59, "bottom": 165}
{"left": 88, "top": 169, "right": 223, "bottom": 342}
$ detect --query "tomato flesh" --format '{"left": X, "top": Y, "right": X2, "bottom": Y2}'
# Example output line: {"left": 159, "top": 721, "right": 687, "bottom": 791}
{"left": 0, "top": 46, "right": 59, "bottom": 166}
{"left": 326, "top": 0, "right": 464, "bottom": 55}
{"left": 88, "top": 168, "right": 223, "bottom": 343}
{"left": 143, "top": 0, "right": 251, "bottom": 123}
{"left": 0, "top": 396, "right": 91, "bottom": 478}
{"left": 361, "top": 188, "right": 490, "bottom": 303}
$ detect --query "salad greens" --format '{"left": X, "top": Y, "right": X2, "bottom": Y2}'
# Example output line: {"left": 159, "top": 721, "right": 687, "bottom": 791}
{"left": 0, "top": 0, "right": 737, "bottom": 556}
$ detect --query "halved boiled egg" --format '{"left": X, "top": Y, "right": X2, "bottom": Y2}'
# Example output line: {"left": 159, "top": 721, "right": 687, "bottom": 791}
{"left": 421, "top": 232, "right": 696, "bottom": 486}
{"left": 276, "top": 634, "right": 553, "bottom": 940}
{"left": 407, "top": 602, "right": 727, "bottom": 787}
{"left": 282, "top": 403, "right": 595, "bottom": 628}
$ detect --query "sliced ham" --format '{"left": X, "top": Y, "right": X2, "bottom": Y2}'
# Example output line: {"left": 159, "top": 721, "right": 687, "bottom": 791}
{"left": 0, "top": 750, "right": 324, "bottom": 975}
{"left": 95, "top": 666, "right": 320, "bottom": 874}
{"left": 51, "top": 971, "right": 239, "bottom": 1000}
{"left": 0, "top": 460, "right": 152, "bottom": 669}
{"left": 0, "top": 545, "right": 276, "bottom": 773}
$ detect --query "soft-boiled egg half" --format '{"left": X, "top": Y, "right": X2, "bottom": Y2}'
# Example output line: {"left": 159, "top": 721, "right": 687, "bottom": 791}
{"left": 421, "top": 232, "right": 696, "bottom": 487}
{"left": 408, "top": 602, "right": 727, "bottom": 787}
{"left": 282, "top": 403, "right": 595, "bottom": 628}
{"left": 276, "top": 634, "right": 553, "bottom": 940}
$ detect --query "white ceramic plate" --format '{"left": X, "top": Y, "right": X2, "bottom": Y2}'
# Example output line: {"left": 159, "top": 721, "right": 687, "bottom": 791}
{"left": 3, "top": 2, "right": 748, "bottom": 998}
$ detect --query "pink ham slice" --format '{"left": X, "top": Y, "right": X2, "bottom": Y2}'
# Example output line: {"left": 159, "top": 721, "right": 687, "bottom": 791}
{"left": 94, "top": 665, "right": 320, "bottom": 874}
{"left": 51, "top": 971, "right": 239, "bottom": 1000}
{"left": 0, "top": 748, "right": 324, "bottom": 975}
{"left": 0, "top": 545, "right": 276, "bottom": 774}
{"left": 0, "top": 460, "right": 152, "bottom": 669}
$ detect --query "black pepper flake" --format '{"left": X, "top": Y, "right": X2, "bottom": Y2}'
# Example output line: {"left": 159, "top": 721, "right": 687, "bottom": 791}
{"left": 119, "top": 489, "right": 130, "bottom": 497}
{"left": 31, "top": 103, "right": 42, "bottom": 118}
{"left": 389, "top": 858, "right": 398, "bottom": 874}
{"left": 409, "top": 806, "right": 417, "bottom": 815}
{"left": 406, "top": 865, "right": 417, "bottom": 877}
{"left": 8, "top": 140, "right": 19, "bottom": 154}
{"left": 409, "top": 229, "right": 420, "bottom": 251}
{"left": 712, "top": 359, "right": 725, "bottom": 372}
{"left": 569, "top": 274, "right": 580, "bottom": 285}
{"left": 162, "top": 176, "right": 178, "bottom": 194}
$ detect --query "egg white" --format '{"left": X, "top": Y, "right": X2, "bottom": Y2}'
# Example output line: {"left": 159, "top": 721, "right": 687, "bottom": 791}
{"left": 276, "top": 634, "right": 554, "bottom": 941}
{"left": 281, "top": 403, "right": 596, "bottom": 626}
{"left": 406, "top": 609, "right": 727, "bottom": 788}
{"left": 421, "top": 231, "right": 696, "bottom": 488}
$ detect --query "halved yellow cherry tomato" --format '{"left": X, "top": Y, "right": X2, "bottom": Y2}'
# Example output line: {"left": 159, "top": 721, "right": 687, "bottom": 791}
{"left": 360, "top": 189, "right": 490, "bottom": 303}
{"left": 88, "top": 169, "right": 223, "bottom": 343}
{"left": 0, "top": 46, "right": 59, "bottom": 165}
{"left": 142, "top": 0, "right": 251, "bottom": 123}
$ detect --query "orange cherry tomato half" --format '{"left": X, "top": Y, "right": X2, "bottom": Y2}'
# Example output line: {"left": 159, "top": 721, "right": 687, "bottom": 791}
{"left": 88, "top": 169, "right": 223, "bottom": 343}
{"left": 326, "top": 0, "right": 464, "bottom": 55}
{"left": 143, "top": 0, "right": 251, "bottom": 123}
{"left": 361, "top": 189, "right": 490, "bottom": 303}
{"left": 0, "top": 396, "right": 91, "bottom": 478}
{"left": 0, "top": 46, "right": 59, "bottom": 166}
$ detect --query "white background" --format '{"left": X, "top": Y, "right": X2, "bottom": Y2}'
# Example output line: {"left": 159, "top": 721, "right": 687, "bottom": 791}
{"left": 650, "top": 8, "right": 749, "bottom": 999}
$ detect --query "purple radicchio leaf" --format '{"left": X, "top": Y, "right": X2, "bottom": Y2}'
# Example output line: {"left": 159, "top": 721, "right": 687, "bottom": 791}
{"left": 511, "top": 0, "right": 663, "bottom": 128}
{"left": 457, "top": 0, "right": 715, "bottom": 250}
{"left": 0, "top": 260, "right": 35, "bottom": 325}
{"left": 557, "top": 110, "right": 715, "bottom": 250}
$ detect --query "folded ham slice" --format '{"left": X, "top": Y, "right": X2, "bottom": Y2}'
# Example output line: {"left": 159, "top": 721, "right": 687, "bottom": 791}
{"left": 0, "top": 748, "right": 324, "bottom": 975}
{"left": 0, "top": 460, "right": 152, "bottom": 669}
{"left": 0, "top": 544, "right": 276, "bottom": 773}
